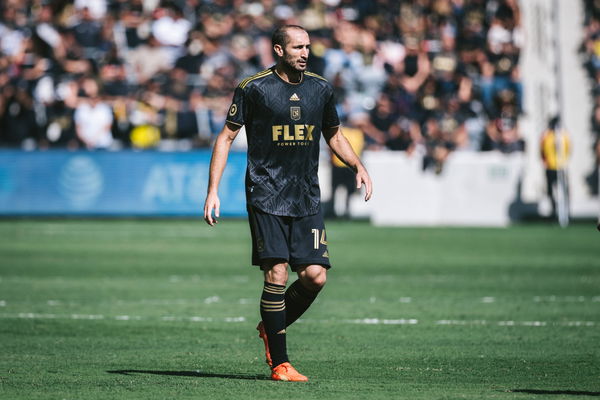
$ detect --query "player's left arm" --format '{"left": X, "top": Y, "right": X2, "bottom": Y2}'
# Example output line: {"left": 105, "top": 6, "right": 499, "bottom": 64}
{"left": 324, "top": 126, "right": 373, "bottom": 201}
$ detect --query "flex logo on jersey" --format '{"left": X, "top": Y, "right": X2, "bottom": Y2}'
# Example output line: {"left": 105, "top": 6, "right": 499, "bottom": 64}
{"left": 290, "top": 106, "right": 301, "bottom": 121}
{"left": 272, "top": 124, "right": 315, "bottom": 146}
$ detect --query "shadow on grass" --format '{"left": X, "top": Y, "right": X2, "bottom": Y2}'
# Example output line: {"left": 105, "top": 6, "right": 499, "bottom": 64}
{"left": 107, "top": 369, "right": 271, "bottom": 381}
{"left": 509, "top": 389, "right": 600, "bottom": 397}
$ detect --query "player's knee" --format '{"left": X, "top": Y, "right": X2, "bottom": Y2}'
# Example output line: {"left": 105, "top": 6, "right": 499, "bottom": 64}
{"left": 310, "top": 271, "right": 327, "bottom": 290}
{"left": 301, "top": 265, "right": 327, "bottom": 291}
{"left": 263, "top": 261, "right": 289, "bottom": 285}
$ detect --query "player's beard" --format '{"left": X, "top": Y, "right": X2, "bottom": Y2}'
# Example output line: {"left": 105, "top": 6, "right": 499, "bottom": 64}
{"left": 283, "top": 52, "right": 307, "bottom": 73}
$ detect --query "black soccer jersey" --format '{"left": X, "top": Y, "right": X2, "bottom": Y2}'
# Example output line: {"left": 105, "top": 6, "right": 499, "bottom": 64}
{"left": 226, "top": 67, "right": 340, "bottom": 217}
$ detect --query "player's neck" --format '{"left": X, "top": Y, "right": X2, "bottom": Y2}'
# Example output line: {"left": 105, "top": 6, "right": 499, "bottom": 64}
{"left": 274, "top": 63, "right": 303, "bottom": 84}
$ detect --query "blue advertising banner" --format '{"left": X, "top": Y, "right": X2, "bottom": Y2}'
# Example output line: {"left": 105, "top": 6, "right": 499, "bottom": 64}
{"left": 0, "top": 150, "right": 247, "bottom": 216}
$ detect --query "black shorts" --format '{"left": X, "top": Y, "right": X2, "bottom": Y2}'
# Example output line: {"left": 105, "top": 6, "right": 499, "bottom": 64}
{"left": 247, "top": 205, "right": 331, "bottom": 270}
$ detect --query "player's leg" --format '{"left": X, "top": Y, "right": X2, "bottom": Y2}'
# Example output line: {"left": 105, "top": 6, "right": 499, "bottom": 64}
{"left": 248, "top": 206, "right": 308, "bottom": 381}
{"left": 247, "top": 206, "right": 290, "bottom": 368}
{"left": 260, "top": 260, "right": 289, "bottom": 369}
{"left": 287, "top": 209, "right": 330, "bottom": 327}
{"left": 285, "top": 264, "right": 326, "bottom": 327}
{"left": 261, "top": 261, "right": 308, "bottom": 382}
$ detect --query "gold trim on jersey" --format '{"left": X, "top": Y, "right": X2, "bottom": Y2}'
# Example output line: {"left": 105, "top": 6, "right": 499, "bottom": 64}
{"left": 225, "top": 120, "right": 243, "bottom": 126}
{"left": 274, "top": 69, "right": 304, "bottom": 85}
{"left": 239, "top": 69, "right": 273, "bottom": 89}
{"left": 305, "top": 71, "right": 328, "bottom": 82}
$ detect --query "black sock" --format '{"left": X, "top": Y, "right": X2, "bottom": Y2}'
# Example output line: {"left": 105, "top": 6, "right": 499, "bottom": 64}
{"left": 285, "top": 279, "right": 320, "bottom": 327}
{"left": 260, "top": 282, "right": 288, "bottom": 367}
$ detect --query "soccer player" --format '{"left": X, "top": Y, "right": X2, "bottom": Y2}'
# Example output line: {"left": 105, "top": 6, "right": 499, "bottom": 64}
{"left": 203, "top": 25, "right": 372, "bottom": 382}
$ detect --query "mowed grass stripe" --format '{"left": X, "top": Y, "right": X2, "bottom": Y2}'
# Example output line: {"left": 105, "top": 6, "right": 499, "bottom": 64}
{"left": 0, "top": 220, "right": 599, "bottom": 399}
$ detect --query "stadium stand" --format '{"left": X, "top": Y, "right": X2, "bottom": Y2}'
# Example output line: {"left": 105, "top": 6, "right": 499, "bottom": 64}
{"left": 0, "top": 0, "right": 524, "bottom": 166}
{"left": 582, "top": 0, "right": 600, "bottom": 195}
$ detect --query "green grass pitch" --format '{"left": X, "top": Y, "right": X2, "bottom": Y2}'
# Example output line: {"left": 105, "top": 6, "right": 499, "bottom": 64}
{"left": 0, "top": 219, "right": 599, "bottom": 399}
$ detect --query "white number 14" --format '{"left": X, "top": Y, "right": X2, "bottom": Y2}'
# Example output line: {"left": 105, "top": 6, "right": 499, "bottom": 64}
{"left": 311, "top": 229, "right": 327, "bottom": 249}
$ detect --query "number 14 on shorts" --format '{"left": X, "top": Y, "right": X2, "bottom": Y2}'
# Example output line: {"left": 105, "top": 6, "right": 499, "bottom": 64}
{"left": 311, "top": 229, "right": 327, "bottom": 249}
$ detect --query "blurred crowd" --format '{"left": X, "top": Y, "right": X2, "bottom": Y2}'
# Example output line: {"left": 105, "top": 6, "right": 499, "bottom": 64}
{"left": 582, "top": 0, "right": 600, "bottom": 193}
{"left": 0, "top": 0, "right": 525, "bottom": 170}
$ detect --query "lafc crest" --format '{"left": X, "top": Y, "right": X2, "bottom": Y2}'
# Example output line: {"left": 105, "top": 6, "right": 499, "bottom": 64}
{"left": 290, "top": 106, "right": 301, "bottom": 121}
{"left": 228, "top": 104, "right": 237, "bottom": 117}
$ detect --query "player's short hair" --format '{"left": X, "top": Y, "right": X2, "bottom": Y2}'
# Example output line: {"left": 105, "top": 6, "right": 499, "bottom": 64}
{"left": 272, "top": 25, "right": 307, "bottom": 48}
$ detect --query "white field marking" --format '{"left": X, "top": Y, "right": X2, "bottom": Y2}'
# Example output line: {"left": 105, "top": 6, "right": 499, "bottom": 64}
{"left": 436, "top": 320, "right": 487, "bottom": 326}
{"left": 34, "top": 224, "right": 214, "bottom": 239}
{"left": 345, "top": 318, "right": 419, "bottom": 325}
{"left": 520, "top": 321, "right": 547, "bottom": 327}
{"left": 233, "top": 275, "right": 250, "bottom": 283}
{"left": 563, "top": 321, "right": 596, "bottom": 327}
{"left": 71, "top": 314, "right": 104, "bottom": 320}
{"left": 225, "top": 317, "right": 246, "bottom": 322}
{"left": 2, "top": 294, "right": 598, "bottom": 310}
{"left": 435, "top": 320, "right": 590, "bottom": 327}
{"left": 168, "top": 275, "right": 207, "bottom": 284}
{"left": 115, "top": 315, "right": 143, "bottom": 321}
{"left": 16, "top": 313, "right": 58, "bottom": 319}
{"left": 0, "top": 313, "right": 596, "bottom": 327}
{"left": 204, "top": 296, "right": 220, "bottom": 304}
{"left": 137, "top": 299, "right": 189, "bottom": 305}
{"left": 190, "top": 316, "right": 212, "bottom": 322}
{"left": 533, "top": 296, "right": 598, "bottom": 302}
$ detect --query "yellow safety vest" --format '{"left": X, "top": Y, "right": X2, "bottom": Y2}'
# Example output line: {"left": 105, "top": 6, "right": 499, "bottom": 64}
{"left": 332, "top": 127, "right": 365, "bottom": 168}
{"left": 541, "top": 129, "right": 570, "bottom": 170}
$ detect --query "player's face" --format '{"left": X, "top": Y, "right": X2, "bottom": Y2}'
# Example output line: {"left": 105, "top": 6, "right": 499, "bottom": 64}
{"left": 281, "top": 29, "right": 310, "bottom": 72}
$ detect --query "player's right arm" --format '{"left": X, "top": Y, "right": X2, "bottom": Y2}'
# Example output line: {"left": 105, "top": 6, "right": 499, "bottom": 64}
{"left": 204, "top": 122, "right": 241, "bottom": 226}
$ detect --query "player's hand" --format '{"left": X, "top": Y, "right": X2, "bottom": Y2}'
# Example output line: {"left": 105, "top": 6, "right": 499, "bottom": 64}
{"left": 204, "top": 192, "right": 220, "bottom": 226}
{"left": 356, "top": 169, "right": 373, "bottom": 202}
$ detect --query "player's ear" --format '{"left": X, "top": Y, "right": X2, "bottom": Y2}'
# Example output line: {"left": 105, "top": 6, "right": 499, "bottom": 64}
{"left": 274, "top": 44, "right": 284, "bottom": 57}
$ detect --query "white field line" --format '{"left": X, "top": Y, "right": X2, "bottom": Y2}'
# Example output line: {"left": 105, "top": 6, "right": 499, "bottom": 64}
{"left": 3, "top": 294, "right": 599, "bottom": 308}
{"left": 344, "top": 318, "right": 419, "bottom": 325}
{"left": 0, "top": 313, "right": 596, "bottom": 327}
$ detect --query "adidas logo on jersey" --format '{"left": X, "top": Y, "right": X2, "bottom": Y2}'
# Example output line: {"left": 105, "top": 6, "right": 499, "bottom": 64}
{"left": 289, "top": 93, "right": 300, "bottom": 101}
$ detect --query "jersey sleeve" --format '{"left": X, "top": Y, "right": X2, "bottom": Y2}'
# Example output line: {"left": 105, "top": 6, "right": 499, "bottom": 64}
{"left": 225, "top": 86, "right": 246, "bottom": 127}
{"left": 322, "top": 89, "right": 340, "bottom": 129}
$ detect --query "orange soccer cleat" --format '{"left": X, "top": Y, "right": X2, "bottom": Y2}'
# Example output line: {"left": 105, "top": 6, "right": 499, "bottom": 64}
{"left": 256, "top": 321, "right": 272, "bottom": 367}
{"left": 271, "top": 362, "right": 308, "bottom": 382}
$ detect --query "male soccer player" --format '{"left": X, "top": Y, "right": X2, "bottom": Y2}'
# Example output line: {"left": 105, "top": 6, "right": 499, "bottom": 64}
{"left": 203, "top": 25, "right": 372, "bottom": 382}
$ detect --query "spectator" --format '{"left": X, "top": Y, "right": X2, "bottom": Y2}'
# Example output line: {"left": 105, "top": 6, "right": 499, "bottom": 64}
{"left": 126, "top": 34, "right": 172, "bottom": 84}
{"left": 482, "top": 112, "right": 525, "bottom": 153}
{"left": 422, "top": 116, "right": 455, "bottom": 174}
{"left": 73, "top": 77, "right": 114, "bottom": 149}
{"left": 0, "top": 0, "right": 524, "bottom": 156}
{"left": 151, "top": 2, "right": 191, "bottom": 63}
{"left": 582, "top": 0, "right": 600, "bottom": 195}
{"left": 0, "top": 81, "right": 37, "bottom": 147}
{"left": 72, "top": 6, "right": 105, "bottom": 59}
